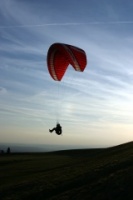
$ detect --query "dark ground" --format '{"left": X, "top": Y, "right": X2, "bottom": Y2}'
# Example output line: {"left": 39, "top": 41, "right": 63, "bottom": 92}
{"left": 0, "top": 141, "right": 133, "bottom": 200}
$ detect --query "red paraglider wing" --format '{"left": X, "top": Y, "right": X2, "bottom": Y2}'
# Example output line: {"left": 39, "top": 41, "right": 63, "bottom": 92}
{"left": 47, "top": 43, "right": 87, "bottom": 81}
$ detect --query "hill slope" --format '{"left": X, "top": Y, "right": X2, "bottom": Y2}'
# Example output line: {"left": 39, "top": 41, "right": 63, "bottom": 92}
{"left": 0, "top": 141, "right": 133, "bottom": 200}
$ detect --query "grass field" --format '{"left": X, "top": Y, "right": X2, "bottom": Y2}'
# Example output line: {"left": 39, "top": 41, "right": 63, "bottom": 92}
{"left": 0, "top": 142, "right": 133, "bottom": 200}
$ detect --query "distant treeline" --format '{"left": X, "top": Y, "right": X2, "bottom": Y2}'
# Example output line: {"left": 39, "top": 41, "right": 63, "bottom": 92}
{"left": 0, "top": 147, "right": 11, "bottom": 154}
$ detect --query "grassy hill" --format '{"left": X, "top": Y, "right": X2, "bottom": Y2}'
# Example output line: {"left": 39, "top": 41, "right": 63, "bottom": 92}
{"left": 0, "top": 141, "right": 133, "bottom": 200}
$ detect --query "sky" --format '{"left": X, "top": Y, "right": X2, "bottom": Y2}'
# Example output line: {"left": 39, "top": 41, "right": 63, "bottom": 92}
{"left": 0, "top": 0, "right": 133, "bottom": 150}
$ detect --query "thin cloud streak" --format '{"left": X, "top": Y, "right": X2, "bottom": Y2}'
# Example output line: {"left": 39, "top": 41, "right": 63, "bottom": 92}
{"left": 1, "top": 21, "right": 133, "bottom": 29}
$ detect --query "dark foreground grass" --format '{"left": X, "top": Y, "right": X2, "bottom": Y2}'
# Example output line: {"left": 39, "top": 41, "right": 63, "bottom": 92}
{"left": 0, "top": 141, "right": 133, "bottom": 200}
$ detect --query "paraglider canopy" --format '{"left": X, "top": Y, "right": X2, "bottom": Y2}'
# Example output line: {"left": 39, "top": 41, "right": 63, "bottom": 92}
{"left": 47, "top": 43, "right": 87, "bottom": 81}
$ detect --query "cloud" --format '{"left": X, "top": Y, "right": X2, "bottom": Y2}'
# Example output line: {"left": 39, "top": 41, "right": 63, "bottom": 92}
{"left": 2, "top": 21, "right": 133, "bottom": 29}
{"left": 0, "top": 87, "right": 7, "bottom": 94}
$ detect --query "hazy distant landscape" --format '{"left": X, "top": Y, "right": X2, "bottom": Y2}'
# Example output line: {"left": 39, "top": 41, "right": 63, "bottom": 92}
{"left": 0, "top": 141, "right": 133, "bottom": 200}
{"left": 0, "top": 143, "right": 67, "bottom": 153}
{"left": 0, "top": 143, "right": 107, "bottom": 153}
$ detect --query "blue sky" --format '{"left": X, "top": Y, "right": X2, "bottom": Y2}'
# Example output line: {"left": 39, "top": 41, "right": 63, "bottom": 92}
{"left": 0, "top": 0, "right": 133, "bottom": 150}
